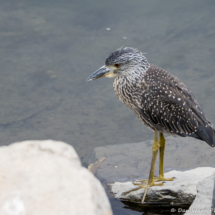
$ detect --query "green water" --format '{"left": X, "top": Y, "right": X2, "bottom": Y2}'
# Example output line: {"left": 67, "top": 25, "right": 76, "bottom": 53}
{"left": 0, "top": 0, "right": 215, "bottom": 214}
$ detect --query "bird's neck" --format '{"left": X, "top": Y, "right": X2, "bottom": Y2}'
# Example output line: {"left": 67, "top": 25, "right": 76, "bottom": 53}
{"left": 122, "top": 64, "right": 150, "bottom": 83}
{"left": 113, "top": 65, "right": 149, "bottom": 96}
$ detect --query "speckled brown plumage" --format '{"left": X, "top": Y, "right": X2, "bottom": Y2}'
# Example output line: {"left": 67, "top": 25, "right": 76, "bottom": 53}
{"left": 114, "top": 64, "right": 213, "bottom": 142}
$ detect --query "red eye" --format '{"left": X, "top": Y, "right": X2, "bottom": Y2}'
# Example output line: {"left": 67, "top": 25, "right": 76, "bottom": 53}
{"left": 114, "top": 64, "right": 120, "bottom": 68}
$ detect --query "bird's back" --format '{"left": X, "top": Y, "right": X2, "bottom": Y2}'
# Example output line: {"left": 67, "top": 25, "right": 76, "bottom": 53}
{"left": 113, "top": 64, "right": 215, "bottom": 147}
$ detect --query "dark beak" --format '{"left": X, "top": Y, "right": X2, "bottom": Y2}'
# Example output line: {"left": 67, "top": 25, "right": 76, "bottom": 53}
{"left": 86, "top": 65, "right": 110, "bottom": 81}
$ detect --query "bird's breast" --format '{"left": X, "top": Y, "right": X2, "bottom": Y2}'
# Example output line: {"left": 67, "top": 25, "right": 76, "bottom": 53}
{"left": 113, "top": 75, "right": 146, "bottom": 110}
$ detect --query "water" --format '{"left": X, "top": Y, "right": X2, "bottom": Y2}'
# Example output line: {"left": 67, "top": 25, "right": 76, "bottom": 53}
{"left": 0, "top": 0, "right": 215, "bottom": 214}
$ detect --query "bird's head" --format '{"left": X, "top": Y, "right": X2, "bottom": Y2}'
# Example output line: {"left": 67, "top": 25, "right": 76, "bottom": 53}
{"left": 86, "top": 47, "right": 149, "bottom": 81}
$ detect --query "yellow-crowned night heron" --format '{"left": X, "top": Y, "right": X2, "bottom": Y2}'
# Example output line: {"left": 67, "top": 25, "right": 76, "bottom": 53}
{"left": 86, "top": 47, "right": 215, "bottom": 202}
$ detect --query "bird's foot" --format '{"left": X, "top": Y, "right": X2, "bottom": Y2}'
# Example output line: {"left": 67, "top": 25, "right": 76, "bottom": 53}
{"left": 133, "top": 176, "right": 174, "bottom": 185}
{"left": 122, "top": 181, "right": 164, "bottom": 201}
{"left": 122, "top": 176, "right": 174, "bottom": 202}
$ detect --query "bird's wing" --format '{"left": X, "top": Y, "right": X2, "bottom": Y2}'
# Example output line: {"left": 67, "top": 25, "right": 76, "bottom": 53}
{"left": 135, "top": 65, "right": 209, "bottom": 136}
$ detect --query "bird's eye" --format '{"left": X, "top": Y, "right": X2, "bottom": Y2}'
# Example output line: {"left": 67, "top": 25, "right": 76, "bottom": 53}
{"left": 114, "top": 64, "right": 120, "bottom": 68}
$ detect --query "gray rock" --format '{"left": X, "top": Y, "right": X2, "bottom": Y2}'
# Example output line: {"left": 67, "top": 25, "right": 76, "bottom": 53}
{"left": 110, "top": 167, "right": 215, "bottom": 204}
{"left": 185, "top": 173, "right": 215, "bottom": 215}
{"left": 0, "top": 140, "right": 113, "bottom": 215}
{"left": 89, "top": 136, "right": 215, "bottom": 183}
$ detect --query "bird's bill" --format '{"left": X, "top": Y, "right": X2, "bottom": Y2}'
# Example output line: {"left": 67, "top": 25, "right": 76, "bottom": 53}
{"left": 86, "top": 65, "right": 116, "bottom": 81}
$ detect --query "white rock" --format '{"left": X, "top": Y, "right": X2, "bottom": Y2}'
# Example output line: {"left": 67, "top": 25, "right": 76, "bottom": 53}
{"left": 110, "top": 167, "right": 215, "bottom": 204}
{"left": 185, "top": 173, "right": 215, "bottom": 215}
{"left": 0, "top": 140, "right": 113, "bottom": 215}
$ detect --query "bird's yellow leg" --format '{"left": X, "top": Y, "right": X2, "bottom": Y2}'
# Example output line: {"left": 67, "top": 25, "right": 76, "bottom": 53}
{"left": 141, "top": 131, "right": 164, "bottom": 202}
{"left": 134, "top": 132, "right": 173, "bottom": 185}
{"left": 159, "top": 132, "right": 165, "bottom": 179}
{"left": 157, "top": 132, "right": 174, "bottom": 182}
{"left": 124, "top": 132, "right": 174, "bottom": 202}
{"left": 123, "top": 131, "right": 164, "bottom": 201}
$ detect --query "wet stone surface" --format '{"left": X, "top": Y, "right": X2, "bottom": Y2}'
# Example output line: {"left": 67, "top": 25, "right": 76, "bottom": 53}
{"left": 88, "top": 136, "right": 215, "bottom": 183}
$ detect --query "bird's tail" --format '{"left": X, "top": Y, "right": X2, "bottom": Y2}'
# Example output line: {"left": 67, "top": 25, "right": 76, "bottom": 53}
{"left": 196, "top": 124, "right": 215, "bottom": 147}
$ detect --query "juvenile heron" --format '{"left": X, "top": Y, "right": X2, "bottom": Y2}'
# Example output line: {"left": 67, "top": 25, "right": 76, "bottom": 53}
{"left": 86, "top": 47, "right": 215, "bottom": 202}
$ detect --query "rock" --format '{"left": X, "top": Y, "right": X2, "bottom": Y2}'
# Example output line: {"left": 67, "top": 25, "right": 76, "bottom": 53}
{"left": 110, "top": 167, "right": 215, "bottom": 204}
{"left": 185, "top": 173, "right": 215, "bottom": 215}
{"left": 0, "top": 140, "right": 113, "bottom": 215}
{"left": 88, "top": 136, "right": 215, "bottom": 212}
{"left": 88, "top": 136, "right": 215, "bottom": 183}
